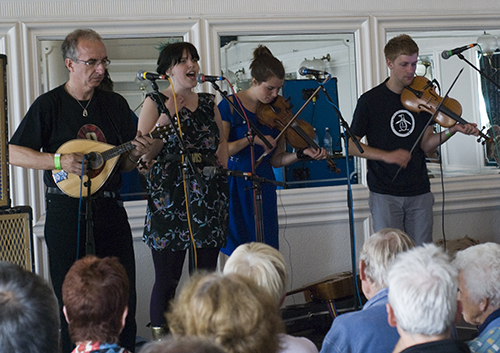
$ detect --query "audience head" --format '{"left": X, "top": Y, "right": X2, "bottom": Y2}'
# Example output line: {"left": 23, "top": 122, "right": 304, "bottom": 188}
{"left": 223, "top": 242, "right": 287, "bottom": 306}
{"left": 360, "top": 228, "right": 415, "bottom": 295}
{"left": 62, "top": 255, "right": 129, "bottom": 344}
{"left": 156, "top": 42, "right": 200, "bottom": 75}
{"left": 453, "top": 242, "right": 500, "bottom": 325}
{"left": 139, "top": 335, "right": 225, "bottom": 353}
{"left": 250, "top": 45, "right": 285, "bottom": 84}
{"left": 384, "top": 34, "right": 419, "bottom": 62}
{"left": 387, "top": 244, "right": 457, "bottom": 336}
{"left": 166, "top": 272, "right": 284, "bottom": 353}
{"left": 0, "top": 261, "right": 60, "bottom": 353}
{"left": 61, "top": 28, "right": 103, "bottom": 61}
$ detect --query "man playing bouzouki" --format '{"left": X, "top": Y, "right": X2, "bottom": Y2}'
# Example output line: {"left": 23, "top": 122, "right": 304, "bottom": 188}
{"left": 9, "top": 28, "right": 152, "bottom": 353}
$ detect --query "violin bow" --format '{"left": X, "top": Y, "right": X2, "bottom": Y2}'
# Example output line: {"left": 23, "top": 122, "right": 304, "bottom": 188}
{"left": 254, "top": 76, "right": 330, "bottom": 166}
{"left": 392, "top": 68, "right": 464, "bottom": 182}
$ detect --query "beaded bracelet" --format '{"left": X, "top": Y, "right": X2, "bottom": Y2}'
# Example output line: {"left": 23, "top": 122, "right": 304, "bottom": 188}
{"left": 54, "top": 153, "right": 62, "bottom": 170}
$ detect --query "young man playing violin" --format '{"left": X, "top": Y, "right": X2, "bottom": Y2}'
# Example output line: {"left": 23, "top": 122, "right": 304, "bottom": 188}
{"left": 348, "top": 34, "right": 479, "bottom": 245}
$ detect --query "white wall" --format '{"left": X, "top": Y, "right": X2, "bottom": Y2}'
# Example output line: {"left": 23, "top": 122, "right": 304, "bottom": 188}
{"left": 2, "top": 0, "right": 500, "bottom": 340}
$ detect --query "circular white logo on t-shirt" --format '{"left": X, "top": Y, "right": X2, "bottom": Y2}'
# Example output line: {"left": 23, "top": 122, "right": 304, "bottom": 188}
{"left": 391, "top": 110, "right": 415, "bottom": 137}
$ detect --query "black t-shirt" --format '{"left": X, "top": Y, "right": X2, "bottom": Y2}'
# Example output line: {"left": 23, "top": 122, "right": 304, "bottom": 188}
{"left": 400, "top": 338, "right": 470, "bottom": 353}
{"left": 350, "top": 79, "right": 432, "bottom": 196}
{"left": 9, "top": 84, "right": 136, "bottom": 191}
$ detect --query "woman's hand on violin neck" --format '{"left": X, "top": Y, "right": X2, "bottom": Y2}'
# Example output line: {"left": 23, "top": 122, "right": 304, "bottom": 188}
{"left": 255, "top": 135, "right": 277, "bottom": 154}
{"left": 383, "top": 149, "right": 411, "bottom": 168}
{"left": 304, "top": 147, "right": 328, "bottom": 160}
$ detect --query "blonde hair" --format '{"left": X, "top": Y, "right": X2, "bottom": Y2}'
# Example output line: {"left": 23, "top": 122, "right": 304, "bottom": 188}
{"left": 223, "top": 242, "right": 287, "bottom": 305}
{"left": 166, "top": 272, "right": 284, "bottom": 353}
{"left": 360, "top": 228, "right": 415, "bottom": 292}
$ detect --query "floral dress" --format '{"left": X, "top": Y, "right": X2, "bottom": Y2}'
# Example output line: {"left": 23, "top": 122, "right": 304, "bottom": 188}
{"left": 142, "top": 92, "right": 228, "bottom": 251}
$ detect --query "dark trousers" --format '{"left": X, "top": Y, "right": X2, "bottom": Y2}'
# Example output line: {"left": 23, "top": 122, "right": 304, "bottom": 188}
{"left": 44, "top": 193, "right": 137, "bottom": 352}
{"left": 149, "top": 247, "right": 220, "bottom": 327}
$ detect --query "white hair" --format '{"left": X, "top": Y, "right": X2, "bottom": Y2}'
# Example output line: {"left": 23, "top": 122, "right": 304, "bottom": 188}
{"left": 223, "top": 242, "right": 287, "bottom": 306}
{"left": 388, "top": 244, "right": 457, "bottom": 336}
{"left": 453, "top": 242, "right": 500, "bottom": 308}
{"left": 360, "top": 228, "right": 415, "bottom": 292}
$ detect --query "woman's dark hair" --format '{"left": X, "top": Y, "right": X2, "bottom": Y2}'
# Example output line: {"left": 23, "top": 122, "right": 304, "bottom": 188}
{"left": 156, "top": 42, "right": 200, "bottom": 75}
{"left": 249, "top": 45, "right": 285, "bottom": 84}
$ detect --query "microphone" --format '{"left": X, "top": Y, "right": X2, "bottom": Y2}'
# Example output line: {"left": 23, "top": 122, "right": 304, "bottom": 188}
{"left": 203, "top": 166, "right": 253, "bottom": 179}
{"left": 298, "top": 66, "right": 329, "bottom": 77}
{"left": 137, "top": 70, "right": 168, "bottom": 81}
{"left": 197, "top": 73, "right": 225, "bottom": 83}
{"left": 441, "top": 43, "right": 478, "bottom": 59}
{"left": 84, "top": 152, "right": 103, "bottom": 170}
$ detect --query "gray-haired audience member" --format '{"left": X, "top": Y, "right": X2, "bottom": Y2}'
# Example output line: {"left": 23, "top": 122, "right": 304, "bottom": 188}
{"left": 320, "top": 228, "right": 415, "bottom": 353}
{"left": 453, "top": 242, "right": 500, "bottom": 352}
{"left": 387, "top": 244, "right": 469, "bottom": 353}
{"left": 224, "top": 242, "right": 318, "bottom": 353}
{"left": 139, "top": 335, "right": 225, "bottom": 353}
{"left": 0, "top": 261, "right": 60, "bottom": 353}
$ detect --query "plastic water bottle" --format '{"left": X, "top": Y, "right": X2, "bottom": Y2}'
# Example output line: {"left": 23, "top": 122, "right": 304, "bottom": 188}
{"left": 323, "top": 127, "right": 333, "bottom": 155}
{"left": 313, "top": 128, "right": 320, "bottom": 147}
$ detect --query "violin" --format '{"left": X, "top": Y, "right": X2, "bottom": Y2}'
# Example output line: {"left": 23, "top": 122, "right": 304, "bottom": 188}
{"left": 256, "top": 95, "right": 340, "bottom": 173}
{"left": 400, "top": 76, "right": 490, "bottom": 143}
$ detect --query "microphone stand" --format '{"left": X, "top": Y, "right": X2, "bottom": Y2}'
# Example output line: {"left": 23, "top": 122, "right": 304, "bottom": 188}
{"left": 455, "top": 52, "right": 500, "bottom": 159}
{"left": 84, "top": 166, "right": 95, "bottom": 255}
{"left": 315, "top": 76, "right": 362, "bottom": 310}
{"left": 209, "top": 80, "right": 279, "bottom": 243}
{"left": 209, "top": 81, "right": 274, "bottom": 150}
{"left": 146, "top": 78, "right": 205, "bottom": 269}
{"left": 456, "top": 53, "right": 500, "bottom": 91}
{"left": 227, "top": 170, "right": 288, "bottom": 243}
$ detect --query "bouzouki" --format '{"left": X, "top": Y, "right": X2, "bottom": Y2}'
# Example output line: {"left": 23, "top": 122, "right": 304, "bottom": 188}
{"left": 286, "top": 271, "right": 359, "bottom": 302}
{"left": 52, "top": 125, "right": 169, "bottom": 198}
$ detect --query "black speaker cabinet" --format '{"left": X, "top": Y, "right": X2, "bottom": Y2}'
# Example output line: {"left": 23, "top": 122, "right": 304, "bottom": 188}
{"left": 0, "top": 54, "right": 10, "bottom": 208}
{"left": 0, "top": 206, "right": 34, "bottom": 271}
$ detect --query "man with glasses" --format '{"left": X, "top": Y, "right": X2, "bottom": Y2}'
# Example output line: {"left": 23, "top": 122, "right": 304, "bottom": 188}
{"left": 9, "top": 28, "right": 152, "bottom": 352}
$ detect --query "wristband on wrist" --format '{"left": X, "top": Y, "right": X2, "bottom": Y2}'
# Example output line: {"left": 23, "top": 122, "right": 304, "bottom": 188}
{"left": 127, "top": 154, "right": 139, "bottom": 164}
{"left": 445, "top": 128, "right": 453, "bottom": 138}
{"left": 54, "top": 153, "right": 62, "bottom": 170}
{"left": 296, "top": 149, "right": 309, "bottom": 161}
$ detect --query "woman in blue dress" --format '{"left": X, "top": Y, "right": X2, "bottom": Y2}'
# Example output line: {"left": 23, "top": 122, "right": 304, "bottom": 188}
{"left": 219, "top": 45, "right": 326, "bottom": 256}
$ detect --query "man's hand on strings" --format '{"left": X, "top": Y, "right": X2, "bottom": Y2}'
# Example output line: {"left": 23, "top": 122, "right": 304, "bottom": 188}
{"left": 384, "top": 149, "right": 412, "bottom": 168}
{"left": 452, "top": 122, "right": 480, "bottom": 137}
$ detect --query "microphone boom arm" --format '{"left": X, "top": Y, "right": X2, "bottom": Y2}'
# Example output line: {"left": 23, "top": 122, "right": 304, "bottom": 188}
{"left": 209, "top": 81, "right": 273, "bottom": 150}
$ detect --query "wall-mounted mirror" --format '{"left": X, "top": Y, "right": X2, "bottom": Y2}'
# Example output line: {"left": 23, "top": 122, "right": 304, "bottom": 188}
{"left": 387, "top": 30, "right": 500, "bottom": 177}
{"left": 219, "top": 33, "right": 358, "bottom": 188}
{"left": 39, "top": 36, "right": 183, "bottom": 200}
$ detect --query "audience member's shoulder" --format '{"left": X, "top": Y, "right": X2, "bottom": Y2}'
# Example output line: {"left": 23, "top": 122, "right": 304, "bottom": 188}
{"left": 279, "top": 333, "right": 318, "bottom": 353}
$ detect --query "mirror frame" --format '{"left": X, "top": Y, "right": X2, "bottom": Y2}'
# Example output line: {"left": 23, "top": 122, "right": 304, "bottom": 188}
{"left": 3, "top": 14, "right": 499, "bottom": 220}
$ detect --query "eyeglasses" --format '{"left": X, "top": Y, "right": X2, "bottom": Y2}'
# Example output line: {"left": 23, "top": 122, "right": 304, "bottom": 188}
{"left": 73, "top": 58, "right": 111, "bottom": 68}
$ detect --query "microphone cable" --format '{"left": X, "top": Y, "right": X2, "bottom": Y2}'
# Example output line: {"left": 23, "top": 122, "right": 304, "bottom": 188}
{"left": 169, "top": 78, "right": 198, "bottom": 269}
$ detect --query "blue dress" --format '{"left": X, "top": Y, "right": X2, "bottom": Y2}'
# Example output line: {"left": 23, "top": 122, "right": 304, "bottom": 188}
{"left": 219, "top": 96, "right": 280, "bottom": 255}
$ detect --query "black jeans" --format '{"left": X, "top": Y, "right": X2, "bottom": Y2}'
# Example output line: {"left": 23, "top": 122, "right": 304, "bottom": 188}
{"left": 45, "top": 193, "right": 137, "bottom": 352}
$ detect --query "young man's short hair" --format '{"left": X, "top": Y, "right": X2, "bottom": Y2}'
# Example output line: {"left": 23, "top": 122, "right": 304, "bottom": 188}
{"left": 384, "top": 34, "right": 419, "bottom": 62}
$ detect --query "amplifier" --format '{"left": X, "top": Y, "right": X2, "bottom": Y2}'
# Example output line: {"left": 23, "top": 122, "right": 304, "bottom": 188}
{"left": 0, "top": 206, "right": 34, "bottom": 271}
